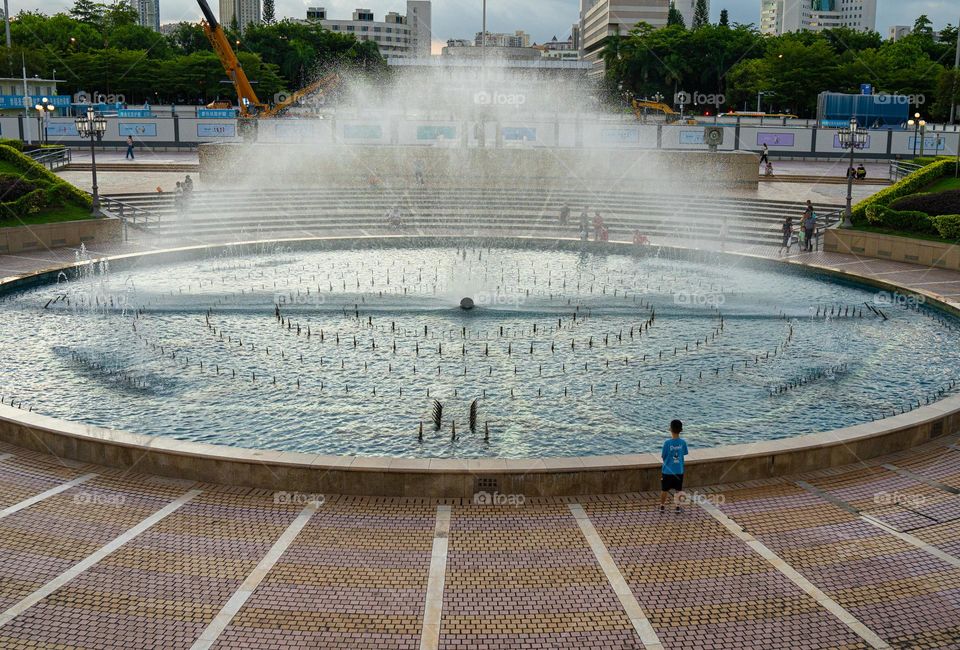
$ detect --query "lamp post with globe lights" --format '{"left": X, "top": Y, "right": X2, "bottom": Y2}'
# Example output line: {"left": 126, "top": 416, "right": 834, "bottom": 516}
{"left": 33, "top": 98, "right": 55, "bottom": 145}
{"left": 838, "top": 117, "right": 868, "bottom": 228}
{"left": 74, "top": 107, "right": 107, "bottom": 216}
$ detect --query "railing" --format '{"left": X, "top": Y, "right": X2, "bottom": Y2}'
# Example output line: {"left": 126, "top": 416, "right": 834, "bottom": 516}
{"left": 26, "top": 147, "right": 72, "bottom": 171}
{"left": 889, "top": 159, "right": 925, "bottom": 182}
{"left": 100, "top": 197, "right": 162, "bottom": 240}
{"left": 813, "top": 209, "right": 844, "bottom": 252}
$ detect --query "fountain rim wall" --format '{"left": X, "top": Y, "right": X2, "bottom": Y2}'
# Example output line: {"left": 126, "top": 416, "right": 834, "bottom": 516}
{"left": 1, "top": 235, "right": 958, "bottom": 497}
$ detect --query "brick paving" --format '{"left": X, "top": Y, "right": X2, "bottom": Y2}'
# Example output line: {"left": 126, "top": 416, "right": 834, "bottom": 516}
{"left": 0, "top": 439, "right": 954, "bottom": 647}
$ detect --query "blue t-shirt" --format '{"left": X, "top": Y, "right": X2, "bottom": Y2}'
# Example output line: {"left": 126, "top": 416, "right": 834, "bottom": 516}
{"left": 661, "top": 438, "right": 688, "bottom": 475}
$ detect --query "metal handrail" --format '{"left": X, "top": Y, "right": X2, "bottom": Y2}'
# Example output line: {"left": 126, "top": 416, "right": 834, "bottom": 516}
{"left": 813, "top": 209, "right": 844, "bottom": 252}
{"left": 889, "top": 159, "right": 924, "bottom": 182}
{"left": 26, "top": 148, "right": 72, "bottom": 171}
{"left": 100, "top": 197, "right": 162, "bottom": 240}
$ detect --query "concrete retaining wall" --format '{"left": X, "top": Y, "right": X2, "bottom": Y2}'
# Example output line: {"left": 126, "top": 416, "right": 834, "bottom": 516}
{"left": 0, "top": 217, "right": 121, "bottom": 254}
{"left": 198, "top": 143, "right": 760, "bottom": 192}
{"left": 825, "top": 229, "right": 960, "bottom": 271}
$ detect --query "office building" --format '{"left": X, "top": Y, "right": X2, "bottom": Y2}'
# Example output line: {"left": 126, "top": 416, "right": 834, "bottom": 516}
{"left": 760, "top": 0, "right": 876, "bottom": 35}
{"left": 131, "top": 0, "right": 160, "bottom": 32}
{"left": 475, "top": 31, "right": 533, "bottom": 48}
{"left": 579, "top": 0, "right": 670, "bottom": 73}
{"left": 305, "top": 2, "right": 431, "bottom": 58}
{"left": 220, "top": 0, "right": 261, "bottom": 32}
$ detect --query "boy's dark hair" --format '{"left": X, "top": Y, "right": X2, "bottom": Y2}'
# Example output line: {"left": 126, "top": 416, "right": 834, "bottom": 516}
{"left": 670, "top": 419, "right": 683, "bottom": 434}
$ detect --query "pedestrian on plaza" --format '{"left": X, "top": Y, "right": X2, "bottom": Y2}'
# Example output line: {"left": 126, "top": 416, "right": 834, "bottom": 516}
{"left": 174, "top": 182, "right": 186, "bottom": 215}
{"left": 413, "top": 159, "right": 426, "bottom": 186}
{"left": 579, "top": 208, "right": 590, "bottom": 241}
{"left": 719, "top": 215, "right": 729, "bottom": 252}
{"left": 125, "top": 135, "right": 135, "bottom": 160}
{"left": 856, "top": 164, "right": 866, "bottom": 180}
{"left": 184, "top": 175, "right": 194, "bottom": 194}
{"left": 802, "top": 205, "right": 817, "bottom": 252}
{"left": 559, "top": 203, "right": 570, "bottom": 227}
{"left": 779, "top": 216, "right": 794, "bottom": 255}
{"left": 659, "top": 419, "right": 688, "bottom": 514}
{"left": 759, "top": 143, "right": 769, "bottom": 166}
{"left": 592, "top": 212, "right": 605, "bottom": 241}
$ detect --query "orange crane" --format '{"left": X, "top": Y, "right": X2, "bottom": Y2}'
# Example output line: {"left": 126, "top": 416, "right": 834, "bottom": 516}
{"left": 197, "top": 0, "right": 340, "bottom": 118}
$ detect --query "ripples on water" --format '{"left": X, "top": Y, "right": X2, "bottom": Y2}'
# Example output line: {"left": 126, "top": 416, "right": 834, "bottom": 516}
{"left": 2, "top": 246, "right": 958, "bottom": 459}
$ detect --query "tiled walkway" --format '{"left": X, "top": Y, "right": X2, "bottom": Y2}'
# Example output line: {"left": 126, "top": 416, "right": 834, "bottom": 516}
{"left": 0, "top": 438, "right": 960, "bottom": 648}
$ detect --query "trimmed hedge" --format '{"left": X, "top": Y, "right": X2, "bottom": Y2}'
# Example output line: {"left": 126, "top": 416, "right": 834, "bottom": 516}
{"left": 890, "top": 189, "right": 960, "bottom": 216}
{"left": 0, "top": 144, "right": 92, "bottom": 211}
{"left": 931, "top": 215, "right": 960, "bottom": 240}
{"left": 0, "top": 138, "right": 23, "bottom": 152}
{"left": 851, "top": 159, "right": 957, "bottom": 225}
{"left": 865, "top": 204, "right": 936, "bottom": 234}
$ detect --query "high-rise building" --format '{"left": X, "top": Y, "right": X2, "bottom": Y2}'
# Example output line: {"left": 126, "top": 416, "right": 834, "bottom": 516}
{"left": 474, "top": 31, "right": 533, "bottom": 48}
{"left": 406, "top": 1, "right": 432, "bottom": 57}
{"left": 675, "top": 0, "right": 709, "bottom": 28}
{"left": 220, "top": 0, "right": 261, "bottom": 33}
{"left": 303, "top": 2, "right": 431, "bottom": 58}
{"left": 131, "top": 0, "right": 160, "bottom": 32}
{"left": 760, "top": 0, "right": 876, "bottom": 35}
{"left": 579, "top": 0, "right": 670, "bottom": 74}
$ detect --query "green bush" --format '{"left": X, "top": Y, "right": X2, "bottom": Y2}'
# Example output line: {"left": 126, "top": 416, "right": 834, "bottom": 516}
{"left": 852, "top": 159, "right": 957, "bottom": 225}
{"left": 865, "top": 204, "right": 936, "bottom": 234}
{"left": 0, "top": 144, "right": 92, "bottom": 210}
{"left": 0, "top": 138, "right": 24, "bottom": 152}
{"left": 1, "top": 188, "right": 48, "bottom": 217}
{"left": 931, "top": 215, "right": 960, "bottom": 240}
{"left": 890, "top": 189, "right": 960, "bottom": 216}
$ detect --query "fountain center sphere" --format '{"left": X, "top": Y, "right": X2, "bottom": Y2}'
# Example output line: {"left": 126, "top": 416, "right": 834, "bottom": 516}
{"left": 460, "top": 297, "right": 475, "bottom": 310}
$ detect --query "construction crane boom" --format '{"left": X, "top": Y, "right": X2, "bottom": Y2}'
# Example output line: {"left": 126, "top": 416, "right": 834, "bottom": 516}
{"left": 197, "top": 0, "right": 264, "bottom": 116}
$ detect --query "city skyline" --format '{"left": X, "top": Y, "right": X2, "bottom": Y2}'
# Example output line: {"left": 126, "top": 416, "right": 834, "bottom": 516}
{"left": 7, "top": 0, "right": 959, "bottom": 46}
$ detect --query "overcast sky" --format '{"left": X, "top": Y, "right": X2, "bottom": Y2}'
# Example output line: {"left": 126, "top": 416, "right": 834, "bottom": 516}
{"left": 12, "top": 0, "right": 960, "bottom": 47}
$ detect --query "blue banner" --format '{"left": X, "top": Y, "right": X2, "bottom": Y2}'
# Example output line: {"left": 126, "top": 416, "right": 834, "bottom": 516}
{"left": 118, "top": 109, "right": 153, "bottom": 118}
{"left": 600, "top": 127, "right": 639, "bottom": 144}
{"left": 503, "top": 127, "right": 536, "bottom": 142}
{"left": 198, "top": 108, "right": 237, "bottom": 119}
{"left": 417, "top": 125, "right": 457, "bottom": 140}
{"left": 679, "top": 131, "right": 705, "bottom": 145}
{"left": 908, "top": 136, "right": 945, "bottom": 151}
{"left": 197, "top": 123, "right": 236, "bottom": 138}
{"left": 343, "top": 124, "right": 382, "bottom": 139}
{"left": 119, "top": 123, "right": 157, "bottom": 137}
{"left": 0, "top": 94, "right": 71, "bottom": 110}
{"left": 46, "top": 123, "right": 79, "bottom": 137}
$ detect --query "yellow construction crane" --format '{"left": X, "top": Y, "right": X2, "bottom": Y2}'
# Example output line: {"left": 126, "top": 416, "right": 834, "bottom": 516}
{"left": 631, "top": 99, "right": 697, "bottom": 125}
{"left": 197, "top": 0, "right": 339, "bottom": 118}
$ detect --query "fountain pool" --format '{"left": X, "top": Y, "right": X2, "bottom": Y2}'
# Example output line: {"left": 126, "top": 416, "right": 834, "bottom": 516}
{"left": 2, "top": 240, "right": 958, "bottom": 460}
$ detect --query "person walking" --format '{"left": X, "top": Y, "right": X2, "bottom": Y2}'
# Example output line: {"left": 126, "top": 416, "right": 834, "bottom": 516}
{"left": 759, "top": 143, "right": 769, "bottom": 166}
{"left": 559, "top": 203, "right": 570, "bottom": 227}
{"left": 125, "top": 135, "right": 135, "bottom": 160}
{"left": 413, "top": 159, "right": 426, "bottom": 186}
{"left": 779, "top": 216, "right": 794, "bottom": 256}
{"left": 592, "top": 212, "right": 605, "bottom": 241}
{"left": 183, "top": 175, "right": 194, "bottom": 193}
{"left": 659, "top": 419, "right": 689, "bottom": 514}
{"left": 802, "top": 205, "right": 817, "bottom": 252}
{"left": 579, "top": 208, "right": 590, "bottom": 241}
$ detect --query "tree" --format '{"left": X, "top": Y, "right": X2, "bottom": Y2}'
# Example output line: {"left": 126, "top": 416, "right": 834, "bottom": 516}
{"left": 719, "top": 9, "right": 729, "bottom": 27}
{"left": 263, "top": 0, "right": 275, "bottom": 24}
{"left": 693, "top": 0, "right": 709, "bottom": 30}
{"left": 667, "top": 3, "right": 686, "bottom": 29}
{"left": 70, "top": 0, "right": 103, "bottom": 26}
{"left": 913, "top": 15, "right": 933, "bottom": 37}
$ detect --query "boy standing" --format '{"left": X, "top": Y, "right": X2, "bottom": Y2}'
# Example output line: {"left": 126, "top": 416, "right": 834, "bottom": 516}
{"left": 659, "top": 419, "right": 688, "bottom": 514}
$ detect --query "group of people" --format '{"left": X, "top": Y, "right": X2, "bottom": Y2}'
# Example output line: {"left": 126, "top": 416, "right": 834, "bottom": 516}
{"left": 846, "top": 164, "right": 867, "bottom": 180}
{"left": 173, "top": 174, "right": 195, "bottom": 214}
{"left": 779, "top": 200, "right": 818, "bottom": 255}
{"left": 558, "top": 203, "right": 650, "bottom": 245}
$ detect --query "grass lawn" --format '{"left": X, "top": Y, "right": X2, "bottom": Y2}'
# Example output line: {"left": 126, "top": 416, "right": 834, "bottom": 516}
{"left": 852, "top": 224, "right": 958, "bottom": 244}
{"left": 0, "top": 203, "right": 92, "bottom": 228}
{"left": 923, "top": 176, "right": 960, "bottom": 193}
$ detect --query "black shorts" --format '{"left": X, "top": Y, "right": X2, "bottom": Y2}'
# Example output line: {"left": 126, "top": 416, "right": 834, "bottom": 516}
{"left": 661, "top": 473, "right": 684, "bottom": 492}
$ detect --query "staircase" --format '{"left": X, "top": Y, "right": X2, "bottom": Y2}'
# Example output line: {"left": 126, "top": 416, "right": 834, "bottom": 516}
{"left": 105, "top": 187, "right": 843, "bottom": 248}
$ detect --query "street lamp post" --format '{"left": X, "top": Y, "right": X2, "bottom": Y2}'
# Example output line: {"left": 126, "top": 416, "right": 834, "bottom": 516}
{"left": 918, "top": 120, "right": 927, "bottom": 157}
{"left": 838, "top": 117, "right": 868, "bottom": 228}
{"left": 74, "top": 107, "right": 107, "bottom": 216}
{"left": 907, "top": 112, "right": 921, "bottom": 157}
{"left": 33, "top": 97, "right": 55, "bottom": 145}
